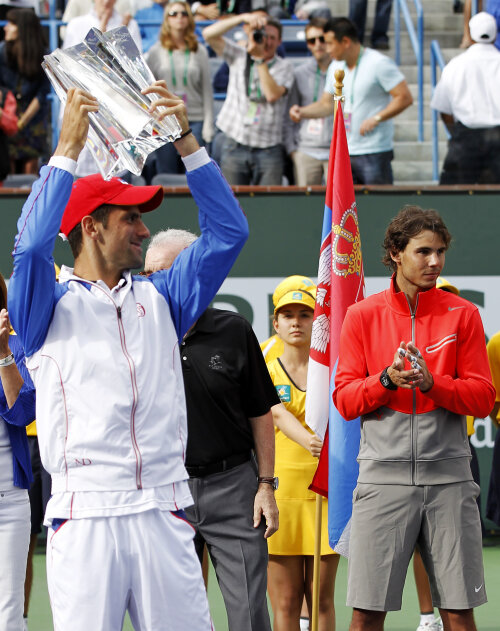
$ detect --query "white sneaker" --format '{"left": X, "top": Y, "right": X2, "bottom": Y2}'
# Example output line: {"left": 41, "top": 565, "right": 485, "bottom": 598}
{"left": 416, "top": 619, "right": 443, "bottom": 631}
{"left": 23, "top": 619, "right": 28, "bottom": 631}
{"left": 299, "top": 618, "right": 310, "bottom": 631}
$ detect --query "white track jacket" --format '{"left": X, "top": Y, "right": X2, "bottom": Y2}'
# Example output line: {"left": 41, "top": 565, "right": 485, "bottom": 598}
{"left": 8, "top": 153, "right": 248, "bottom": 505}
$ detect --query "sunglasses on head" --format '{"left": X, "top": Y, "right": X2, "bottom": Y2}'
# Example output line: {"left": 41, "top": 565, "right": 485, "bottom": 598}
{"left": 306, "top": 35, "right": 325, "bottom": 45}
{"left": 168, "top": 10, "right": 189, "bottom": 16}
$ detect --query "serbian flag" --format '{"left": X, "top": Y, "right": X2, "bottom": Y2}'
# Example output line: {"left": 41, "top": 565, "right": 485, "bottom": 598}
{"left": 305, "top": 102, "right": 365, "bottom": 556}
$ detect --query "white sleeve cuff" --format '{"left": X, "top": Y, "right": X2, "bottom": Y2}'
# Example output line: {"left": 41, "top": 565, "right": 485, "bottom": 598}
{"left": 48, "top": 156, "right": 78, "bottom": 176}
{"left": 181, "top": 147, "right": 211, "bottom": 172}
{"left": 191, "top": 1, "right": 201, "bottom": 13}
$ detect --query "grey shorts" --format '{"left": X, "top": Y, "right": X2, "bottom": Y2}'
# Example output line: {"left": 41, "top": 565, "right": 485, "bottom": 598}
{"left": 347, "top": 481, "right": 486, "bottom": 611}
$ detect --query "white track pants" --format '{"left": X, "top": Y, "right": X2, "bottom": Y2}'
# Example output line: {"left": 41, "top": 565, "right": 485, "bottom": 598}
{"left": 0, "top": 489, "right": 30, "bottom": 631}
{"left": 47, "top": 509, "right": 213, "bottom": 631}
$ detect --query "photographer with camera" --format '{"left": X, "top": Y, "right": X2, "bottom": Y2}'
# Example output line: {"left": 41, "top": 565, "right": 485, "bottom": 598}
{"left": 203, "top": 12, "right": 293, "bottom": 185}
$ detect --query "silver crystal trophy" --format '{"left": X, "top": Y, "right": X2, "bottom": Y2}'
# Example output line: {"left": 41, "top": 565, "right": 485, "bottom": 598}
{"left": 43, "top": 26, "right": 182, "bottom": 179}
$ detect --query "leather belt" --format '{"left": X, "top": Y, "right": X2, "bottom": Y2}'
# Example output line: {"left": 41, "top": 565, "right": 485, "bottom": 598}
{"left": 186, "top": 451, "right": 251, "bottom": 478}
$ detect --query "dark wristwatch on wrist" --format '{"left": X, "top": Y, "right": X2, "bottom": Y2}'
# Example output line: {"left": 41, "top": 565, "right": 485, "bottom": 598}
{"left": 380, "top": 367, "right": 397, "bottom": 390}
{"left": 258, "top": 476, "right": 279, "bottom": 490}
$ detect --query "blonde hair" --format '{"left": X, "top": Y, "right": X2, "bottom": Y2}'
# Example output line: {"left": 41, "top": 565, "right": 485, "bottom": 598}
{"left": 160, "top": 1, "right": 198, "bottom": 52}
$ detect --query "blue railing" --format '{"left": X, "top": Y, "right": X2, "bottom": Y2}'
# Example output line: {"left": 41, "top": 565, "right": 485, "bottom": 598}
{"left": 394, "top": 0, "right": 424, "bottom": 142}
{"left": 429, "top": 39, "right": 451, "bottom": 182}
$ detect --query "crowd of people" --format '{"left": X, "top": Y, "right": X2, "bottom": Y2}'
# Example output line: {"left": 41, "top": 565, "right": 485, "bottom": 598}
{"left": 0, "top": 0, "right": 499, "bottom": 184}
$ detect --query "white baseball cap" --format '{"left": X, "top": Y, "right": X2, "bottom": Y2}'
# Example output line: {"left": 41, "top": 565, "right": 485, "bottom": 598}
{"left": 469, "top": 11, "right": 497, "bottom": 44}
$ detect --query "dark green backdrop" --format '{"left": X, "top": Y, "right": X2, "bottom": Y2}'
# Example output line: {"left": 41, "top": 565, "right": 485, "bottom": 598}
{"left": 2, "top": 188, "right": 500, "bottom": 279}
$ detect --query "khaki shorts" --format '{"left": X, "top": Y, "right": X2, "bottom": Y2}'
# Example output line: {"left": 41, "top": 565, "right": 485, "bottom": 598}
{"left": 347, "top": 481, "right": 486, "bottom": 611}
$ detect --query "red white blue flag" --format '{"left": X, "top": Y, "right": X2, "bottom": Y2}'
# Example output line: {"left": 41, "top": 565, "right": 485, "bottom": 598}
{"left": 305, "top": 102, "right": 365, "bottom": 555}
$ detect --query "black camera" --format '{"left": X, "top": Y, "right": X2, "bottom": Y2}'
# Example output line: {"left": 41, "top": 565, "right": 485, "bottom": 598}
{"left": 253, "top": 28, "right": 265, "bottom": 44}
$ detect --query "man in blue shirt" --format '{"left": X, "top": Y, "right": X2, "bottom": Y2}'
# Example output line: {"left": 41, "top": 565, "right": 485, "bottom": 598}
{"left": 291, "top": 17, "right": 412, "bottom": 185}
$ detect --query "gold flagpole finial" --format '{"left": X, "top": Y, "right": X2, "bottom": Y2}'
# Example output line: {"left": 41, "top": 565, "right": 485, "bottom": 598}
{"left": 333, "top": 69, "right": 345, "bottom": 117}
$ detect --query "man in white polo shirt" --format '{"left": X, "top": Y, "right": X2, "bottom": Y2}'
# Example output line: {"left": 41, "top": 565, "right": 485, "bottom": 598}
{"left": 431, "top": 11, "right": 500, "bottom": 184}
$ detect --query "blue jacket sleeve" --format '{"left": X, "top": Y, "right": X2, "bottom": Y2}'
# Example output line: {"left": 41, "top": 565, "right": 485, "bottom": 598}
{"left": 8, "top": 165, "right": 72, "bottom": 357}
{"left": 150, "top": 160, "right": 249, "bottom": 339}
{"left": 0, "top": 335, "right": 36, "bottom": 427}
{"left": 0, "top": 336, "right": 35, "bottom": 489}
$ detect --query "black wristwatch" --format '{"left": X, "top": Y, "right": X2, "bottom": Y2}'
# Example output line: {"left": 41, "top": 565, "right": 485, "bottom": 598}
{"left": 258, "top": 476, "right": 279, "bottom": 490}
{"left": 380, "top": 367, "right": 397, "bottom": 390}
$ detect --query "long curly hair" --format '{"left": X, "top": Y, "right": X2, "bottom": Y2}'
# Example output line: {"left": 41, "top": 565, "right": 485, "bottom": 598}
{"left": 159, "top": 1, "right": 198, "bottom": 53}
{"left": 5, "top": 9, "right": 47, "bottom": 80}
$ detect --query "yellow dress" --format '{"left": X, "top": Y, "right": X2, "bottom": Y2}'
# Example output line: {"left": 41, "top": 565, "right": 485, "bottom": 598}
{"left": 267, "top": 358, "right": 334, "bottom": 556}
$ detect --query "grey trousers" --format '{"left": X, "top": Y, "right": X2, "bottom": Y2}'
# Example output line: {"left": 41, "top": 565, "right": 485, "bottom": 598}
{"left": 184, "top": 460, "right": 271, "bottom": 631}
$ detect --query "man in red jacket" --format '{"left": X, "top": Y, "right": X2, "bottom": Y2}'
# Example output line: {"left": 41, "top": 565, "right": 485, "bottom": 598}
{"left": 333, "top": 205, "right": 495, "bottom": 631}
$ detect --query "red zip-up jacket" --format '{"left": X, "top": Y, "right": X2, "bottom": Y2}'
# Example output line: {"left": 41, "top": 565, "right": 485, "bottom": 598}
{"left": 333, "top": 277, "right": 495, "bottom": 485}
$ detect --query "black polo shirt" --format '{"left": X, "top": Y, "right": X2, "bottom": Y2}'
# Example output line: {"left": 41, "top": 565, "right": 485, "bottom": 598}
{"left": 181, "top": 308, "right": 280, "bottom": 466}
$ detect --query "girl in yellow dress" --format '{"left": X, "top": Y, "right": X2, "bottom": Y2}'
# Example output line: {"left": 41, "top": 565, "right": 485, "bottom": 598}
{"left": 266, "top": 275, "right": 339, "bottom": 631}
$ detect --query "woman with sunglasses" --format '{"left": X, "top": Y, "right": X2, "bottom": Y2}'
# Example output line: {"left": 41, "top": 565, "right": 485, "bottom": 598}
{"left": 0, "top": 271, "right": 35, "bottom": 630}
{"left": 147, "top": 1, "right": 214, "bottom": 174}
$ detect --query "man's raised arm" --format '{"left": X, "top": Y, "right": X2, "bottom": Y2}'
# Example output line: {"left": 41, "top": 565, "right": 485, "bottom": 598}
{"left": 202, "top": 13, "right": 260, "bottom": 56}
{"left": 144, "top": 83, "right": 249, "bottom": 339}
{"left": 9, "top": 89, "right": 98, "bottom": 357}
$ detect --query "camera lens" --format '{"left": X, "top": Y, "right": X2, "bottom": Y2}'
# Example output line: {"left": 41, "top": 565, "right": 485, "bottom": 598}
{"left": 253, "top": 29, "right": 264, "bottom": 44}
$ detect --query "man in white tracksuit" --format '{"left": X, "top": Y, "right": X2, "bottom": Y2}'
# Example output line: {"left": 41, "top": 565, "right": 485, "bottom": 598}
{"left": 8, "top": 86, "right": 248, "bottom": 630}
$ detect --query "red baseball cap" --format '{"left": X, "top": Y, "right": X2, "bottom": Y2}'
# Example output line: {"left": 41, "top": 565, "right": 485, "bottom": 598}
{"left": 60, "top": 174, "right": 164, "bottom": 237}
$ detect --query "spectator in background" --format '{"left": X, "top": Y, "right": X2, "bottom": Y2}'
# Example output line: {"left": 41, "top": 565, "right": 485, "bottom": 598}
{"left": 294, "top": 0, "right": 331, "bottom": 20}
{"left": 135, "top": 0, "right": 169, "bottom": 53}
{"left": 431, "top": 11, "right": 500, "bottom": 184}
{"left": 62, "top": 0, "right": 150, "bottom": 30}
{"left": 0, "top": 9, "right": 50, "bottom": 174}
{"left": 291, "top": 17, "right": 412, "bottom": 185}
{"left": 210, "top": 8, "right": 286, "bottom": 94}
{"left": 63, "top": 0, "right": 142, "bottom": 50}
{"left": 203, "top": 13, "right": 293, "bottom": 185}
{"left": 190, "top": 0, "right": 251, "bottom": 19}
{"left": 0, "top": 1, "right": 39, "bottom": 41}
{"left": 147, "top": 1, "right": 213, "bottom": 174}
{"left": 349, "top": 0, "right": 393, "bottom": 49}
{"left": 286, "top": 18, "right": 333, "bottom": 186}
{"left": 0, "top": 87, "right": 16, "bottom": 182}
{"left": 459, "top": 0, "right": 500, "bottom": 48}
{"left": 263, "top": 0, "right": 331, "bottom": 19}
{"left": 188, "top": 0, "right": 219, "bottom": 20}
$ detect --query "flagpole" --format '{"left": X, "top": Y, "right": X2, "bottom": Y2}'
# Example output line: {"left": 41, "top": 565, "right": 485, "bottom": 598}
{"left": 310, "top": 68, "right": 344, "bottom": 631}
